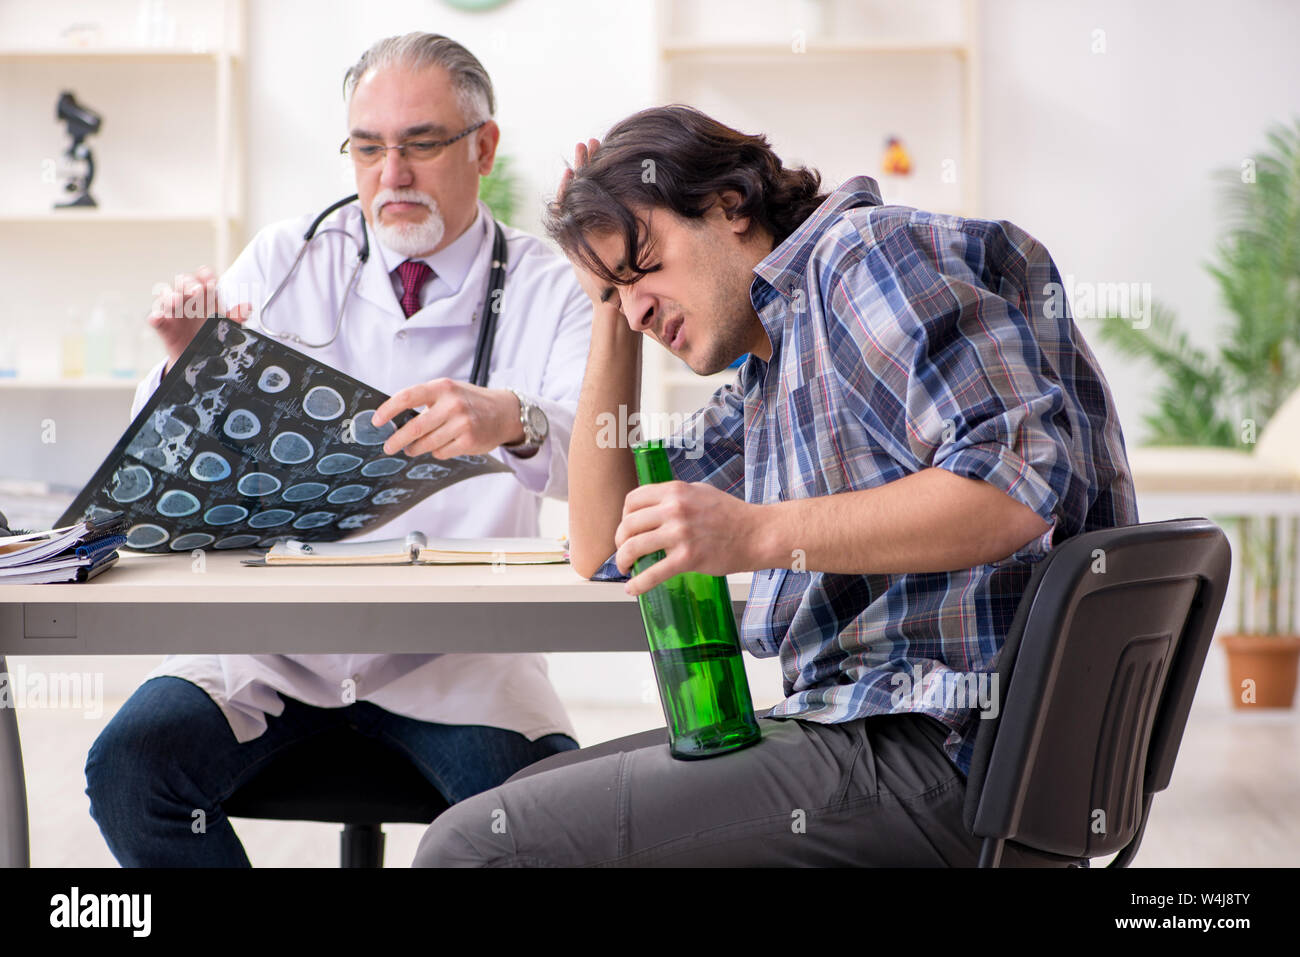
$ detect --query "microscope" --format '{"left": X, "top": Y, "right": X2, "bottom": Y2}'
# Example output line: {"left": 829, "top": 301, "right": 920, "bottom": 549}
{"left": 55, "top": 91, "right": 102, "bottom": 209}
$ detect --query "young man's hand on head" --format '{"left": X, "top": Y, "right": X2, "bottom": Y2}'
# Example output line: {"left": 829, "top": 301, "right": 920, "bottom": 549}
{"left": 559, "top": 138, "right": 626, "bottom": 319}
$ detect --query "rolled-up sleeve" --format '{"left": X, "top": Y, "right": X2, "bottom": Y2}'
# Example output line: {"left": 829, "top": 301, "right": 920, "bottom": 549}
{"left": 827, "top": 223, "right": 1078, "bottom": 565}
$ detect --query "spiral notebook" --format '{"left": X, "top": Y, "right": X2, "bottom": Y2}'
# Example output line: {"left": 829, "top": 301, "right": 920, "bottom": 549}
{"left": 244, "top": 531, "right": 568, "bottom": 566}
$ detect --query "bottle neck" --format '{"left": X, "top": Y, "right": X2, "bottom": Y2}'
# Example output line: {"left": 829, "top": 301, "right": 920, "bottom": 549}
{"left": 633, "top": 442, "right": 675, "bottom": 485}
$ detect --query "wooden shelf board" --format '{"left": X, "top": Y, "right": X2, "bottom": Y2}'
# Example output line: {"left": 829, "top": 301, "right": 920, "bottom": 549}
{"left": 0, "top": 210, "right": 237, "bottom": 224}
{"left": 0, "top": 47, "right": 235, "bottom": 61}
{"left": 0, "top": 377, "right": 141, "bottom": 390}
{"left": 661, "top": 39, "right": 968, "bottom": 58}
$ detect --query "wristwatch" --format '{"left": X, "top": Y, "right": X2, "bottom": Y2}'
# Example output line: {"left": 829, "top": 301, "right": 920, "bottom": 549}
{"left": 504, "top": 389, "right": 548, "bottom": 458}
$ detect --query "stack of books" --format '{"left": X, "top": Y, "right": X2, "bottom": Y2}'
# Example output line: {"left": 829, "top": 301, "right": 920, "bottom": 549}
{"left": 0, "top": 510, "right": 127, "bottom": 584}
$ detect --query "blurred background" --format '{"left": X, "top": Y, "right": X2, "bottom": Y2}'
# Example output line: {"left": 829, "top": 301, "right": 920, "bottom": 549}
{"left": 1, "top": 0, "right": 1297, "bottom": 866}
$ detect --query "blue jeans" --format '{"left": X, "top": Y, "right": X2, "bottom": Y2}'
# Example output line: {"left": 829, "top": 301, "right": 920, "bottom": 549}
{"left": 85, "top": 675, "right": 578, "bottom": 867}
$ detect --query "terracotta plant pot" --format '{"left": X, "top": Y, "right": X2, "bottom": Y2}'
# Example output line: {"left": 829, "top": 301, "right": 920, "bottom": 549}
{"left": 1219, "top": 634, "right": 1300, "bottom": 709}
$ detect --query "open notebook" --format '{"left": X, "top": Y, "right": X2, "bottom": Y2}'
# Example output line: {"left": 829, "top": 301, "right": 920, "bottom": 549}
{"left": 246, "top": 531, "right": 568, "bottom": 566}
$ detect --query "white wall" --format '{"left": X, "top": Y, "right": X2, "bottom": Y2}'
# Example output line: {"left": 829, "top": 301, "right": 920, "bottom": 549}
{"left": 237, "top": 0, "right": 1300, "bottom": 452}
{"left": 241, "top": 0, "right": 659, "bottom": 238}
{"left": 979, "top": 0, "right": 1300, "bottom": 448}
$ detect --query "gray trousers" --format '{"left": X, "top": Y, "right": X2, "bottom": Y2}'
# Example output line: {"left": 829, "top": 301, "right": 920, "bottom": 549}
{"left": 411, "top": 712, "right": 1078, "bottom": 867}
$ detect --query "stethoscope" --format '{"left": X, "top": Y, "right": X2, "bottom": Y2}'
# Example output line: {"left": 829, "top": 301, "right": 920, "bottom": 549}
{"left": 257, "top": 194, "right": 508, "bottom": 388}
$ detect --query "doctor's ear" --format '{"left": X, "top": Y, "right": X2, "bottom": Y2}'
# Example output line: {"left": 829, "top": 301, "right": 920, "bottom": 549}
{"left": 472, "top": 119, "right": 501, "bottom": 176}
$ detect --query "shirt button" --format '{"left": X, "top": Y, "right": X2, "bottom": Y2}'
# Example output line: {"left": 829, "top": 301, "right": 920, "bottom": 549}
{"left": 396, "top": 330, "right": 407, "bottom": 340}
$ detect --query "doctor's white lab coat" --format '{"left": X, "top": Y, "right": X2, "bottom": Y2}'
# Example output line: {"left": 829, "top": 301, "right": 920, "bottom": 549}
{"left": 129, "top": 199, "right": 592, "bottom": 744}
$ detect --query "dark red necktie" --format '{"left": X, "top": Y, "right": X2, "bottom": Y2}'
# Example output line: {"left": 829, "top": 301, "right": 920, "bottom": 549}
{"left": 396, "top": 259, "right": 434, "bottom": 318}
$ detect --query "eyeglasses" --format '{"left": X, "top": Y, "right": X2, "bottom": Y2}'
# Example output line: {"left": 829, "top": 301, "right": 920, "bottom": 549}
{"left": 340, "top": 120, "right": 487, "bottom": 167}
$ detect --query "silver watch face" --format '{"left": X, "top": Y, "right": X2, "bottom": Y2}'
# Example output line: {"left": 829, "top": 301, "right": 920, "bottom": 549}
{"left": 526, "top": 404, "right": 548, "bottom": 440}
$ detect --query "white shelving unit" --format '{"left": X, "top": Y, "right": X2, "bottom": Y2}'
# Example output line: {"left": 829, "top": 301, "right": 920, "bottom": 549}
{"left": 0, "top": 0, "right": 246, "bottom": 490}
{"left": 643, "top": 0, "right": 981, "bottom": 423}
{"left": 0, "top": 0, "right": 245, "bottom": 391}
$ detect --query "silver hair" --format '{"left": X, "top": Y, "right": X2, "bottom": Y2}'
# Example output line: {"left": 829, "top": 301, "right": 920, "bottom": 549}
{"left": 343, "top": 32, "right": 495, "bottom": 123}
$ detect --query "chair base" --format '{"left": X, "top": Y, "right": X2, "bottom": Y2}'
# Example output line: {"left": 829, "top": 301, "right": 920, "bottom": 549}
{"left": 341, "top": 823, "right": 385, "bottom": 868}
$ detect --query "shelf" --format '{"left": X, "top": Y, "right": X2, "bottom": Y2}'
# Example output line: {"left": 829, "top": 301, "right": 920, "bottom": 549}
{"left": 0, "top": 210, "right": 238, "bottom": 224}
{"left": 0, "top": 47, "right": 236, "bottom": 61}
{"left": 0, "top": 377, "right": 141, "bottom": 390}
{"left": 660, "top": 39, "right": 968, "bottom": 58}
{"left": 649, "top": 0, "right": 980, "bottom": 422}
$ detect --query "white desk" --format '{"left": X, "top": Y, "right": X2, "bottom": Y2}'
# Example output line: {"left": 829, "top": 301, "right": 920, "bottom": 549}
{"left": 0, "top": 551, "right": 751, "bottom": 867}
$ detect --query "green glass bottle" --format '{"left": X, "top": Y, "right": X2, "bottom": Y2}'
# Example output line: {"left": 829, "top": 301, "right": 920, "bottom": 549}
{"left": 631, "top": 440, "right": 762, "bottom": 760}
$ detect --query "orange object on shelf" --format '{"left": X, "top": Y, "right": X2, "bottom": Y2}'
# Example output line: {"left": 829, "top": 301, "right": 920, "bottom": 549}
{"left": 882, "top": 136, "right": 912, "bottom": 175}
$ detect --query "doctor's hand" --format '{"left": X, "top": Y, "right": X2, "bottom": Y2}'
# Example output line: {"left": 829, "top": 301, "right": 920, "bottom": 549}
{"left": 148, "top": 266, "right": 252, "bottom": 375}
{"left": 614, "top": 480, "right": 764, "bottom": 596}
{"left": 370, "top": 379, "right": 525, "bottom": 459}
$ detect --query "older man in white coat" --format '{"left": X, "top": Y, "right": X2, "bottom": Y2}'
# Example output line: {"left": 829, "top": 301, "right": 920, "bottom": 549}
{"left": 84, "top": 33, "right": 591, "bottom": 866}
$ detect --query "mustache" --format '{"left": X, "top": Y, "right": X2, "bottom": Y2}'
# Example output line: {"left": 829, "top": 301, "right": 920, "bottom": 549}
{"left": 371, "top": 188, "right": 437, "bottom": 219}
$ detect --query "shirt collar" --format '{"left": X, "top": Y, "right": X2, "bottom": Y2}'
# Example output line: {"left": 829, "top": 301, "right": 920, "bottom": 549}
{"left": 374, "top": 202, "right": 487, "bottom": 295}
{"left": 749, "top": 175, "right": 884, "bottom": 349}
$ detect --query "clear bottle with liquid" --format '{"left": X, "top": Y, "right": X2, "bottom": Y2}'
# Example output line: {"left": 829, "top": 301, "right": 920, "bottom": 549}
{"left": 631, "top": 440, "right": 762, "bottom": 759}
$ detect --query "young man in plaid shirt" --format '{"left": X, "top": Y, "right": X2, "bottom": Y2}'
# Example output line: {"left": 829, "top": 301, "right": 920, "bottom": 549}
{"left": 414, "top": 105, "right": 1137, "bottom": 868}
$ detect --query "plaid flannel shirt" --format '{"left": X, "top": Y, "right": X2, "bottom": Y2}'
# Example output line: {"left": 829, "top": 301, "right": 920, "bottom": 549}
{"left": 597, "top": 176, "right": 1138, "bottom": 776}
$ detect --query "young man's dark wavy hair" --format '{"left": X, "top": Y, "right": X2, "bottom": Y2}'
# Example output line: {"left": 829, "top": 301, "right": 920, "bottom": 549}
{"left": 545, "top": 105, "right": 827, "bottom": 286}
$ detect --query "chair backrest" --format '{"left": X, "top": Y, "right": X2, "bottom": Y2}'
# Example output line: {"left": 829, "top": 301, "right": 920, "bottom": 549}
{"left": 962, "top": 518, "right": 1230, "bottom": 860}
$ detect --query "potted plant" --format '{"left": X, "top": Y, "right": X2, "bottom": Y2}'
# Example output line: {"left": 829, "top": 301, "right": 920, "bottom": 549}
{"left": 479, "top": 152, "right": 520, "bottom": 225}
{"left": 1096, "top": 118, "right": 1300, "bottom": 708}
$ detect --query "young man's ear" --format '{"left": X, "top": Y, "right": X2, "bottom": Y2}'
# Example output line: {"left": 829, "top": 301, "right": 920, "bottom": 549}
{"left": 713, "top": 189, "right": 752, "bottom": 235}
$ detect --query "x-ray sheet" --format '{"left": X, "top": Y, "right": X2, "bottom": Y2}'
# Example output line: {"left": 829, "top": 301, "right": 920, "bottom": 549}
{"left": 58, "top": 317, "right": 510, "bottom": 553}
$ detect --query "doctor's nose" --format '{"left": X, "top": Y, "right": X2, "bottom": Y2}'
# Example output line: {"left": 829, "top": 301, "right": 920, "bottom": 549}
{"left": 379, "top": 148, "right": 415, "bottom": 188}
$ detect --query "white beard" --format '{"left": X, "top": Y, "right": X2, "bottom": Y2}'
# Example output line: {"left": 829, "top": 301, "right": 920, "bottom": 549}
{"left": 370, "top": 188, "right": 446, "bottom": 257}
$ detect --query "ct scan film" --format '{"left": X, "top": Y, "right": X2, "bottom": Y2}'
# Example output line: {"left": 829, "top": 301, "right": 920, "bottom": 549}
{"left": 58, "top": 317, "right": 509, "bottom": 552}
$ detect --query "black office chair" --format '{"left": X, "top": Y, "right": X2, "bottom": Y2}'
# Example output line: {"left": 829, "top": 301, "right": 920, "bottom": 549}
{"left": 223, "top": 725, "right": 449, "bottom": 867}
{"left": 962, "top": 517, "right": 1231, "bottom": 867}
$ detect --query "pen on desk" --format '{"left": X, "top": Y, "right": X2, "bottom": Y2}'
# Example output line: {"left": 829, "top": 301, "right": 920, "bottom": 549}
{"left": 286, "top": 540, "right": 313, "bottom": 555}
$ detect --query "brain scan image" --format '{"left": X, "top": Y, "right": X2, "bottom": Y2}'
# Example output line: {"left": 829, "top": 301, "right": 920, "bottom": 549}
{"left": 223, "top": 408, "right": 261, "bottom": 440}
{"left": 57, "top": 318, "right": 510, "bottom": 551}
{"left": 407, "top": 463, "right": 451, "bottom": 480}
{"left": 282, "top": 481, "right": 329, "bottom": 502}
{"left": 371, "top": 487, "right": 411, "bottom": 506}
{"left": 337, "top": 513, "right": 376, "bottom": 530}
{"left": 303, "top": 386, "right": 345, "bottom": 420}
{"left": 258, "top": 365, "right": 290, "bottom": 393}
{"left": 157, "top": 489, "right": 201, "bottom": 517}
{"left": 205, "top": 504, "right": 249, "bottom": 525}
{"left": 214, "top": 534, "right": 261, "bottom": 549}
{"left": 248, "top": 509, "right": 295, "bottom": 528}
{"left": 349, "top": 410, "right": 395, "bottom": 446}
{"left": 189, "top": 451, "right": 232, "bottom": 482}
{"left": 238, "top": 472, "right": 282, "bottom": 497}
{"left": 292, "top": 511, "right": 336, "bottom": 530}
{"left": 125, "top": 524, "right": 169, "bottom": 549}
{"left": 326, "top": 484, "right": 371, "bottom": 504}
{"left": 317, "top": 452, "right": 362, "bottom": 475}
{"left": 361, "top": 457, "right": 406, "bottom": 477}
{"left": 109, "top": 464, "right": 153, "bottom": 503}
{"left": 270, "top": 431, "right": 314, "bottom": 464}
